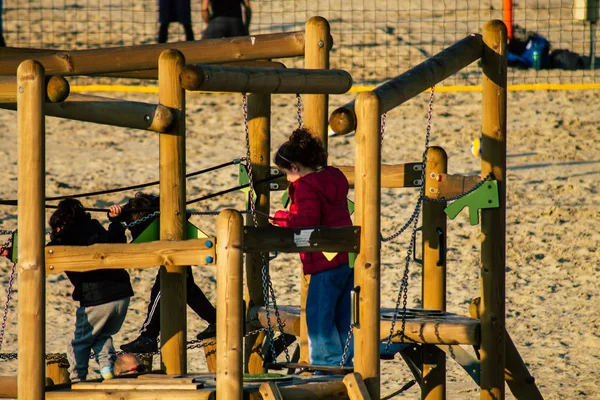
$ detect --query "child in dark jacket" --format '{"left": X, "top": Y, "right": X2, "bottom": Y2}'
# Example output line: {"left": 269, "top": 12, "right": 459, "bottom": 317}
{"left": 114, "top": 193, "right": 217, "bottom": 354}
{"left": 272, "top": 128, "right": 354, "bottom": 367}
{"left": 48, "top": 199, "right": 133, "bottom": 382}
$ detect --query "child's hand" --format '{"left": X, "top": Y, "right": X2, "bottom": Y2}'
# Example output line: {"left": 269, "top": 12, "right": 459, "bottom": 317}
{"left": 108, "top": 204, "right": 123, "bottom": 219}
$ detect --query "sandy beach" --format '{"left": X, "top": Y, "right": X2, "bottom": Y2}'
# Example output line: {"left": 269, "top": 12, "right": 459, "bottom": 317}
{"left": 0, "top": 87, "right": 598, "bottom": 398}
{"left": 0, "top": 0, "right": 599, "bottom": 397}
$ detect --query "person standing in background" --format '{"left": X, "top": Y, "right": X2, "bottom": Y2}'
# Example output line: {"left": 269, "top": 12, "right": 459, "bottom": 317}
{"left": 201, "top": 0, "right": 251, "bottom": 39}
{"left": 0, "top": 0, "right": 6, "bottom": 47}
{"left": 158, "top": 0, "right": 194, "bottom": 43}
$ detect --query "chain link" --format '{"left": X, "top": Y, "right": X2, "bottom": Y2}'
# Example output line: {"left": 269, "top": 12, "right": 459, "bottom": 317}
{"left": 123, "top": 211, "right": 160, "bottom": 230}
{"left": 380, "top": 113, "right": 387, "bottom": 149}
{"left": 295, "top": 94, "right": 303, "bottom": 128}
{"left": 242, "top": 94, "right": 290, "bottom": 364}
{"left": 385, "top": 86, "right": 435, "bottom": 353}
{"left": 0, "top": 231, "right": 16, "bottom": 352}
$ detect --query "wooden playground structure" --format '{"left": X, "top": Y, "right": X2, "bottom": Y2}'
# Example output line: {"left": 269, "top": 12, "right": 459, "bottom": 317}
{"left": 0, "top": 16, "right": 545, "bottom": 400}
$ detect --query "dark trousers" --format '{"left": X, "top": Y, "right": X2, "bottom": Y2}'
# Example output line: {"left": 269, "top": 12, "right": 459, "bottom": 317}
{"left": 139, "top": 267, "right": 216, "bottom": 340}
{"left": 202, "top": 16, "right": 248, "bottom": 39}
{"left": 158, "top": 23, "right": 194, "bottom": 43}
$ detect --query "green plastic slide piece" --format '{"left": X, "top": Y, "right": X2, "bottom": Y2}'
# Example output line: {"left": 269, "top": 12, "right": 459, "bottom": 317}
{"left": 10, "top": 231, "right": 17, "bottom": 264}
{"left": 238, "top": 164, "right": 256, "bottom": 204}
{"left": 444, "top": 180, "right": 499, "bottom": 226}
{"left": 281, "top": 188, "right": 290, "bottom": 208}
{"left": 133, "top": 219, "right": 208, "bottom": 244}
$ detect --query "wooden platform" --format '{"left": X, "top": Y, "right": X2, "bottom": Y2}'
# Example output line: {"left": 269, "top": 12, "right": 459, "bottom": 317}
{"left": 250, "top": 306, "right": 480, "bottom": 345}
{"left": 44, "top": 373, "right": 351, "bottom": 400}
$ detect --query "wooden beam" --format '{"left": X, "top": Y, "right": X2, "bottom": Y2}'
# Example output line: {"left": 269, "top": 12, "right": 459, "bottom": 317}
{"left": 480, "top": 20, "right": 508, "bottom": 400}
{"left": 90, "top": 60, "right": 287, "bottom": 80}
{"left": 329, "top": 34, "right": 483, "bottom": 135}
{"left": 422, "top": 146, "right": 448, "bottom": 400}
{"left": 0, "top": 93, "right": 174, "bottom": 132}
{"left": 180, "top": 65, "right": 351, "bottom": 94}
{"left": 259, "top": 382, "right": 284, "bottom": 400}
{"left": 243, "top": 226, "right": 360, "bottom": 253}
{"left": 244, "top": 93, "right": 271, "bottom": 375}
{"left": 304, "top": 16, "right": 331, "bottom": 147}
{"left": 437, "top": 173, "right": 481, "bottom": 198}
{"left": 0, "top": 32, "right": 305, "bottom": 76}
{"left": 159, "top": 49, "right": 188, "bottom": 375}
{"left": 0, "top": 75, "right": 69, "bottom": 103}
{"left": 72, "top": 383, "right": 203, "bottom": 390}
{"left": 277, "top": 380, "right": 349, "bottom": 400}
{"left": 381, "top": 314, "right": 480, "bottom": 345}
{"left": 0, "top": 376, "right": 17, "bottom": 398}
{"left": 248, "top": 305, "right": 302, "bottom": 337}
{"left": 353, "top": 91, "right": 381, "bottom": 399}
{"left": 343, "top": 373, "right": 372, "bottom": 400}
{"left": 216, "top": 210, "right": 244, "bottom": 400}
{"left": 45, "top": 239, "right": 216, "bottom": 274}
{"left": 46, "top": 391, "right": 216, "bottom": 399}
{"left": 17, "top": 59, "right": 46, "bottom": 400}
{"left": 271, "top": 163, "right": 423, "bottom": 190}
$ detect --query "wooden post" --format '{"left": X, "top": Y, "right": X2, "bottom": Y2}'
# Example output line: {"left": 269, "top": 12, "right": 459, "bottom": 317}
{"left": 304, "top": 16, "right": 331, "bottom": 147}
{"left": 354, "top": 92, "right": 381, "bottom": 399}
{"left": 158, "top": 49, "right": 187, "bottom": 375}
{"left": 245, "top": 92, "right": 271, "bottom": 374}
{"left": 480, "top": 20, "right": 508, "bottom": 400}
{"left": 216, "top": 210, "right": 244, "bottom": 400}
{"left": 469, "top": 298, "right": 543, "bottom": 400}
{"left": 46, "top": 359, "right": 70, "bottom": 385}
{"left": 422, "top": 146, "right": 448, "bottom": 400}
{"left": 300, "top": 17, "right": 331, "bottom": 365}
{"left": 17, "top": 59, "right": 46, "bottom": 400}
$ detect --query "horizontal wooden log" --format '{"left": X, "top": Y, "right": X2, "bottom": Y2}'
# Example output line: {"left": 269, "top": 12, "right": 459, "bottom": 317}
{"left": 0, "top": 75, "right": 69, "bottom": 103}
{"left": 73, "top": 383, "right": 203, "bottom": 390}
{"left": 0, "top": 32, "right": 305, "bottom": 76}
{"left": 248, "top": 305, "right": 302, "bottom": 337}
{"left": 0, "top": 376, "right": 17, "bottom": 399}
{"left": 275, "top": 381, "right": 349, "bottom": 400}
{"left": 252, "top": 305, "right": 480, "bottom": 345}
{"left": 0, "top": 93, "right": 174, "bottom": 132}
{"left": 181, "top": 65, "right": 352, "bottom": 94}
{"left": 90, "top": 60, "right": 287, "bottom": 80}
{"left": 438, "top": 173, "right": 481, "bottom": 198}
{"left": 270, "top": 164, "right": 422, "bottom": 190}
{"left": 46, "top": 390, "right": 215, "bottom": 399}
{"left": 329, "top": 34, "right": 483, "bottom": 135}
{"left": 243, "top": 226, "right": 360, "bottom": 253}
{"left": 45, "top": 238, "right": 216, "bottom": 274}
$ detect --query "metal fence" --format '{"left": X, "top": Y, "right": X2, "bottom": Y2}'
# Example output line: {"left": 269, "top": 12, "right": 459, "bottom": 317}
{"left": 1, "top": 0, "right": 599, "bottom": 86}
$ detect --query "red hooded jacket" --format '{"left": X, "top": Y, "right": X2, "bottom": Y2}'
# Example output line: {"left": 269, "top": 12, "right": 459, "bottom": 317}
{"left": 273, "top": 166, "right": 352, "bottom": 275}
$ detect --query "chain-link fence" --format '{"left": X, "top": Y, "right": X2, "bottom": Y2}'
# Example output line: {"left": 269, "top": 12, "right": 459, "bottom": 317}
{"left": 1, "top": 0, "right": 599, "bottom": 86}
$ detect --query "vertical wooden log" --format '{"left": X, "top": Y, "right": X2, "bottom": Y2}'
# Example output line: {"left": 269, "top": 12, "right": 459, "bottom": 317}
{"left": 354, "top": 91, "right": 381, "bottom": 399}
{"left": 216, "top": 210, "right": 244, "bottom": 400}
{"left": 301, "top": 17, "right": 331, "bottom": 364}
{"left": 304, "top": 16, "right": 331, "bottom": 147}
{"left": 480, "top": 20, "right": 508, "bottom": 400}
{"left": 17, "top": 59, "right": 46, "bottom": 400}
{"left": 46, "top": 359, "right": 70, "bottom": 385}
{"left": 158, "top": 49, "right": 187, "bottom": 375}
{"left": 245, "top": 93, "right": 271, "bottom": 374}
{"left": 422, "top": 146, "right": 448, "bottom": 400}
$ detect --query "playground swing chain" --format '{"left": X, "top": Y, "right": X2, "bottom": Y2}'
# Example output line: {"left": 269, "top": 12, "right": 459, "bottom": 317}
{"left": 0, "top": 231, "right": 16, "bottom": 353}
{"left": 242, "top": 93, "right": 293, "bottom": 364}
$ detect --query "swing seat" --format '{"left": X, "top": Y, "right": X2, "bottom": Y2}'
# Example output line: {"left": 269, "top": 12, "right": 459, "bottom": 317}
{"left": 265, "top": 362, "right": 353, "bottom": 375}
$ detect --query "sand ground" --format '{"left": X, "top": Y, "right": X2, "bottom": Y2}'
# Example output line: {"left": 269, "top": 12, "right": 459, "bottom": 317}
{"left": 0, "top": 87, "right": 598, "bottom": 398}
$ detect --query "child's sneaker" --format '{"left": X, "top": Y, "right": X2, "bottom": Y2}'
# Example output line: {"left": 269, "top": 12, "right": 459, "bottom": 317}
{"left": 120, "top": 335, "right": 158, "bottom": 353}
{"left": 100, "top": 366, "right": 115, "bottom": 380}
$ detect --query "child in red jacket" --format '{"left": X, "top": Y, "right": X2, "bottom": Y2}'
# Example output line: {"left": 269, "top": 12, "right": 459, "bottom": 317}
{"left": 272, "top": 128, "right": 354, "bottom": 368}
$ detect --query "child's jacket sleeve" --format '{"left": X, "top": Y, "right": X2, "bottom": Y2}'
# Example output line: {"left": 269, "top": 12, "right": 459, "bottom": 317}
{"left": 273, "top": 180, "right": 321, "bottom": 228}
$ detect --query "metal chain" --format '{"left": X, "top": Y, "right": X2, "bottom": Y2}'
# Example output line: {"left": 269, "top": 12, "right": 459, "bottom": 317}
{"left": 424, "top": 172, "right": 494, "bottom": 202}
{"left": 0, "top": 232, "right": 16, "bottom": 352}
{"left": 339, "top": 326, "right": 353, "bottom": 367}
{"left": 242, "top": 94, "right": 290, "bottom": 363}
{"left": 385, "top": 86, "right": 435, "bottom": 353}
{"left": 380, "top": 113, "right": 387, "bottom": 149}
{"left": 123, "top": 211, "right": 160, "bottom": 230}
{"left": 1, "top": 322, "right": 284, "bottom": 363}
{"left": 295, "top": 94, "right": 303, "bottom": 128}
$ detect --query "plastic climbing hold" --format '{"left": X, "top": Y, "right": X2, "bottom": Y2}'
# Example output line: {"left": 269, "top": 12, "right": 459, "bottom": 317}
{"left": 471, "top": 137, "right": 482, "bottom": 158}
{"left": 444, "top": 180, "right": 499, "bottom": 226}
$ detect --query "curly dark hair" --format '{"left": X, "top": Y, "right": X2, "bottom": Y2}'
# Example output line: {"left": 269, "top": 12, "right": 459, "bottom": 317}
{"left": 121, "top": 192, "right": 159, "bottom": 224}
{"left": 273, "top": 127, "right": 327, "bottom": 170}
{"left": 49, "top": 198, "right": 91, "bottom": 240}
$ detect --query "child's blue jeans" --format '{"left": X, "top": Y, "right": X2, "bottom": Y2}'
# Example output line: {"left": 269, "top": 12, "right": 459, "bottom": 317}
{"left": 306, "top": 263, "right": 354, "bottom": 367}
